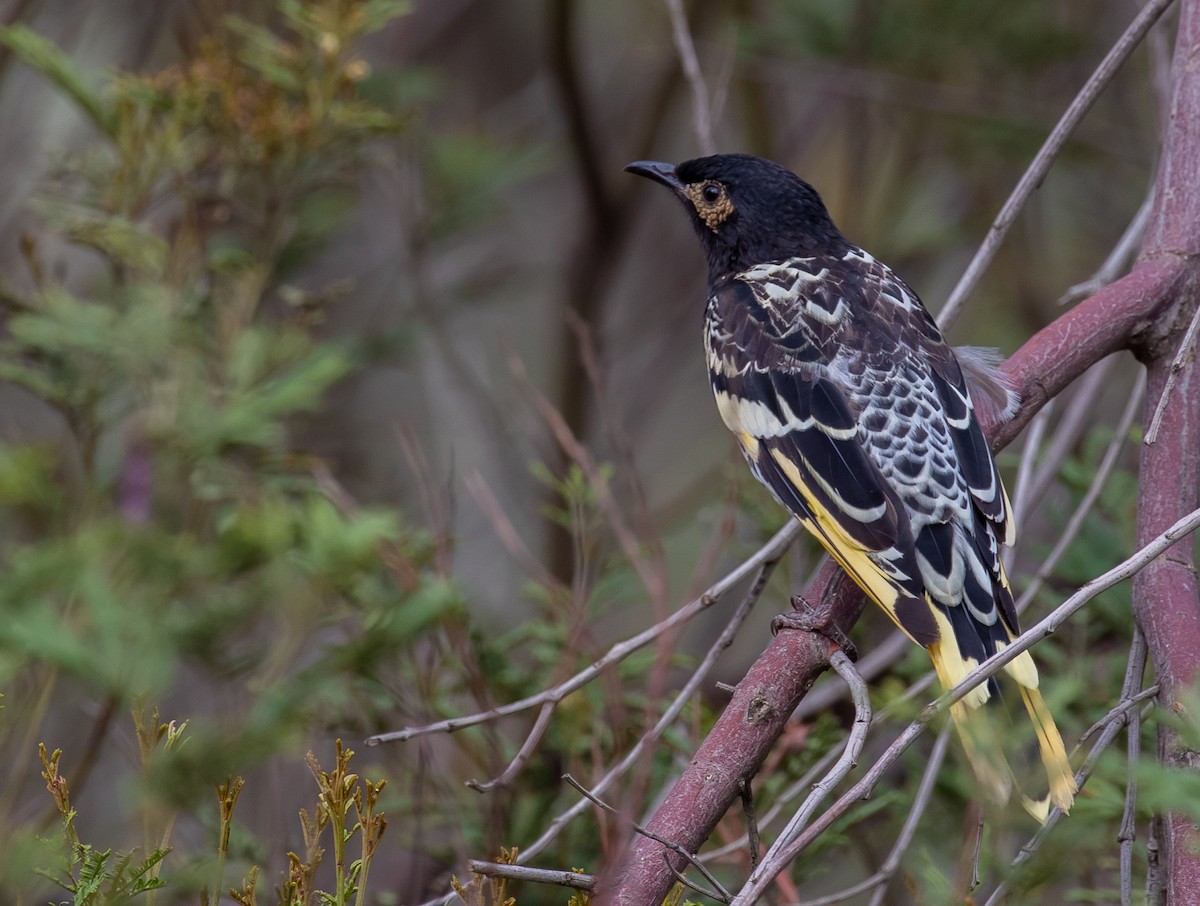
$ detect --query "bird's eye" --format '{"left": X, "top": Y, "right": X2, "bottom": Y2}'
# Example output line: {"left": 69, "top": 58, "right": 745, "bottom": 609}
{"left": 702, "top": 183, "right": 723, "bottom": 203}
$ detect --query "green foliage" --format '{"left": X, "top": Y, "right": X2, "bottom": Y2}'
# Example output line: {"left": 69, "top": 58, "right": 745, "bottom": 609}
{"left": 36, "top": 740, "right": 172, "bottom": 905}
{"left": 0, "top": 5, "right": 697, "bottom": 901}
{"left": 0, "top": 2, "right": 463, "bottom": 902}
{"left": 35, "top": 728, "right": 388, "bottom": 906}
{"left": 0, "top": 23, "right": 115, "bottom": 135}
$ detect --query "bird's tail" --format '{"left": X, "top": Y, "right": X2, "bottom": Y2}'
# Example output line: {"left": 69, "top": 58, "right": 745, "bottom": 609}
{"left": 928, "top": 637, "right": 1077, "bottom": 823}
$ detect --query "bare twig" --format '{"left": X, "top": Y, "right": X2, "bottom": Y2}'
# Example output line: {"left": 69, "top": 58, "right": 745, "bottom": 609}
{"left": 396, "top": 424, "right": 456, "bottom": 575}
{"left": 986, "top": 624, "right": 1150, "bottom": 905}
{"left": 969, "top": 809, "right": 986, "bottom": 893}
{"left": 466, "top": 861, "right": 595, "bottom": 891}
{"left": 1008, "top": 399, "right": 1054, "bottom": 532}
{"left": 664, "top": 0, "right": 716, "bottom": 155}
{"left": 465, "top": 701, "right": 556, "bottom": 793}
{"left": 1147, "top": 815, "right": 1164, "bottom": 905}
{"left": 520, "top": 550, "right": 779, "bottom": 865}
{"left": 796, "top": 727, "right": 952, "bottom": 906}
{"left": 370, "top": 520, "right": 797, "bottom": 745}
{"left": 465, "top": 471, "right": 564, "bottom": 592}
{"left": 1017, "top": 358, "right": 1115, "bottom": 515}
{"left": 1144, "top": 301, "right": 1200, "bottom": 444}
{"left": 1119, "top": 627, "right": 1149, "bottom": 906}
{"left": 1120, "top": 695, "right": 1142, "bottom": 906}
{"left": 1058, "top": 189, "right": 1155, "bottom": 306}
{"left": 765, "top": 650, "right": 872, "bottom": 858}
{"left": 1015, "top": 368, "right": 1146, "bottom": 612}
{"left": 1079, "top": 685, "right": 1160, "bottom": 744}
{"left": 937, "top": 0, "right": 1177, "bottom": 330}
{"left": 368, "top": 591, "right": 712, "bottom": 745}
{"left": 738, "top": 779, "right": 761, "bottom": 867}
{"left": 663, "top": 856, "right": 731, "bottom": 903}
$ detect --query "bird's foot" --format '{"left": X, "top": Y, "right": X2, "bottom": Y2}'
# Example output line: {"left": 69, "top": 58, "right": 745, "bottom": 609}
{"left": 771, "top": 594, "right": 858, "bottom": 661}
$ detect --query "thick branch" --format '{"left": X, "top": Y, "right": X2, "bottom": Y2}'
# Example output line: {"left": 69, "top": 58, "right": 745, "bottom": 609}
{"left": 598, "top": 566, "right": 862, "bottom": 904}
{"left": 994, "top": 258, "right": 1184, "bottom": 448}
{"left": 1133, "top": 338, "right": 1200, "bottom": 902}
{"left": 1131, "top": 0, "right": 1200, "bottom": 900}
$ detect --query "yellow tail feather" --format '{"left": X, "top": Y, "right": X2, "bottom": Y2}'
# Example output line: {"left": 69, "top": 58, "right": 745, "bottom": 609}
{"left": 1019, "top": 685, "right": 1078, "bottom": 815}
{"left": 929, "top": 628, "right": 1076, "bottom": 823}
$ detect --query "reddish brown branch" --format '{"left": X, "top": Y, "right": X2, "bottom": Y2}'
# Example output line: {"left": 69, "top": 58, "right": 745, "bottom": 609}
{"left": 1131, "top": 0, "right": 1200, "bottom": 899}
{"left": 994, "top": 259, "right": 1187, "bottom": 448}
{"left": 1132, "top": 347, "right": 1200, "bottom": 902}
{"left": 598, "top": 566, "right": 862, "bottom": 903}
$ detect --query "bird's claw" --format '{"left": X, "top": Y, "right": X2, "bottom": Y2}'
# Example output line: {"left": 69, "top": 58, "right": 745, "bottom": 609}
{"left": 771, "top": 594, "right": 858, "bottom": 661}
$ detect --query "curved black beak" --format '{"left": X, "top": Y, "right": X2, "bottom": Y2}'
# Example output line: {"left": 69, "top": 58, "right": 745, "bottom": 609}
{"left": 625, "top": 160, "right": 684, "bottom": 192}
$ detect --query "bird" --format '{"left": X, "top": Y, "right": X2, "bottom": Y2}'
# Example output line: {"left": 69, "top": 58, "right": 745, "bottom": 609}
{"left": 626, "top": 152, "right": 1075, "bottom": 820}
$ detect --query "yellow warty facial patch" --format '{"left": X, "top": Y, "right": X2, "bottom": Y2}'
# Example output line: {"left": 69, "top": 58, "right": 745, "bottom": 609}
{"left": 685, "top": 181, "right": 735, "bottom": 231}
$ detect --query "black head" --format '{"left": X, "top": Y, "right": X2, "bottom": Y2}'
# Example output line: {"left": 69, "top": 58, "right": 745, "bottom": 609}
{"left": 625, "top": 153, "right": 849, "bottom": 284}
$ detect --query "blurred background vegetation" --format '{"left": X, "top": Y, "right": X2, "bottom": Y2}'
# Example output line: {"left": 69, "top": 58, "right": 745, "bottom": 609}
{"left": 0, "top": 0, "right": 1172, "bottom": 903}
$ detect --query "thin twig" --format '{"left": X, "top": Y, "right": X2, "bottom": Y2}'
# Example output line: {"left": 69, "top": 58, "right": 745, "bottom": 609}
{"left": 731, "top": 505, "right": 1200, "bottom": 903}
{"left": 514, "top": 550, "right": 780, "bottom": 865}
{"left": 465, "top": 471, "right": 564, "bottom": 592}
{"left": 970, "top": 809, "right": 986, "bottom": 892}
{"left": 1120, "top": 699, "right": 1141, "bottom": 906}
{"left": 1079, "top": 685, "right": 1160, "bottom": 744}
{"left": 745, "top": 649, "right": 872, "bottom": 894}
{"left": 1145, "top": 301, "right": 1200, "bottom": 444}
{"left": 1119, "top": 626, "right": 1148, "bottom": 906}
{"left": 465, "top": 701, "right": 556, "bottom": 792}
{"left": 1008, "top": 399, "right": 1054, "bottom": 532}
{"left": 466, "top": 861, "right": 595, "bottom": 891}
{"left": 1058, "top": 189, "right": 1155, "bottom": 306}
{"left": 564, "top": 774, "right": 732, "bottom": 902}
{"left": 986, "top": 626, "right": 1150, "bottom": 905}
{"left": 1015, "top": 368, "right": 1145, "bottom": 612}
{"left": 1018, "top": 359, "right": 1114, "bottom": 515}
{"left": 789, "top": 726, "right": 950, "bottom": 906}
{"left": 663, "top": 854, "right": 731, "bottom": 903}
{"left": 369, "top": 520, "right": 798, "bottom": 745}
{"left": 937, "top": 0, "right": 1176, "bottom": 330}
{"left": 1146, "top": 815, "right": 1164, "bottom": 905}
{"left": 738, "top": 779, "right": 761, "bottom": 867}
{"left": 395, "top": 424, "right": 456, "bottom": 576}
{"left": 665, "top": 0, "right": 716, "bottom": 155}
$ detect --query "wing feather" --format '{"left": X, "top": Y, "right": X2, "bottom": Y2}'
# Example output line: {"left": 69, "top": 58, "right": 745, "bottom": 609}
{"left": 705, "top": 268, "right": 1017, "bottom": 658}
